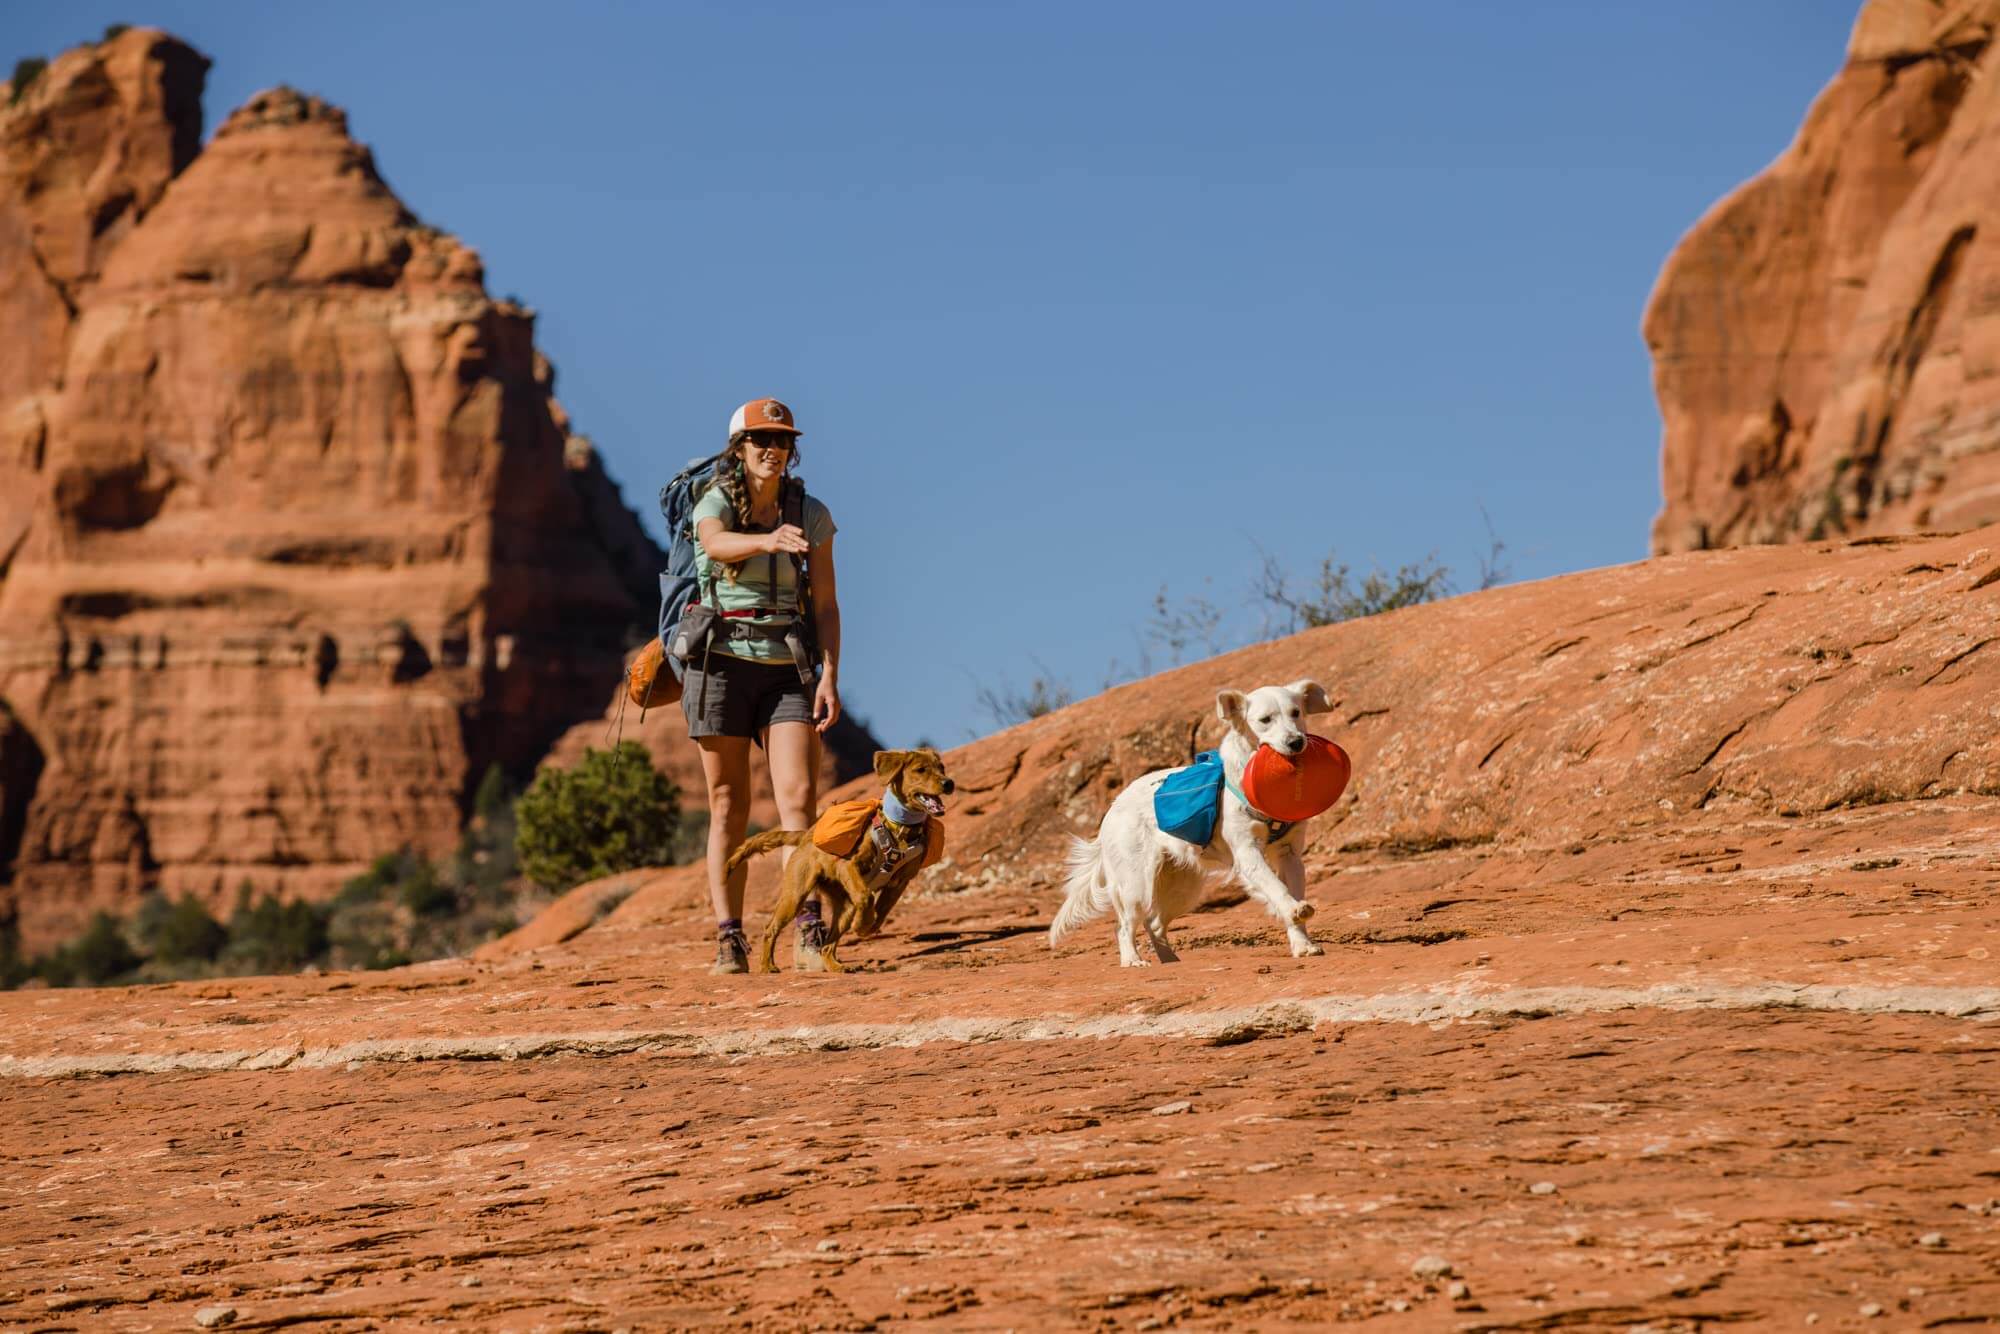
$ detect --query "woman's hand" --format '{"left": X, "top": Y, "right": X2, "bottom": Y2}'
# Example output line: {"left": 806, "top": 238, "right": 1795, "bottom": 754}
{"left": 764, "top": 524, "right": 810, "bottom": 556}
{"left": 813, "top": 674, "right": 842, "bottom": 734}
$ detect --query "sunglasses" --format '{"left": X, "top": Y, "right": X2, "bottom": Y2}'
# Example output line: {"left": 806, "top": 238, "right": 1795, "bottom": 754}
{"left": 744, "top": 435, "right": 794, "bottom": 453}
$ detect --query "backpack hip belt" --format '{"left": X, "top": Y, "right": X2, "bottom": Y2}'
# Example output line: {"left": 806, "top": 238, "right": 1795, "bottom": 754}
{"left": 719, "top": 618, "right": 796, "bottom": 643}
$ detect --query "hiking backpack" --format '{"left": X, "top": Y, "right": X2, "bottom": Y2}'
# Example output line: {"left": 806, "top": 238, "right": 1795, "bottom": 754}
{"left": 645, "top": 455, "right": 816, "bottom": 692}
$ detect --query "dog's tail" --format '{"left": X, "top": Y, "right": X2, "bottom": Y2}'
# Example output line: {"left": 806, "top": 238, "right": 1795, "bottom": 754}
{"left": 723, "top": 828, "right": 811, "bottom": 876}
{"left": 1048, "top": 836, "right": 1110, "bottom": 947}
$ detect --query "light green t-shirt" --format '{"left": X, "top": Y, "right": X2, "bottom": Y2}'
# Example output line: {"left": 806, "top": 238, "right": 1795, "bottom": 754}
{"left": 691, "top": 484, "right": 836, "bottom": 662}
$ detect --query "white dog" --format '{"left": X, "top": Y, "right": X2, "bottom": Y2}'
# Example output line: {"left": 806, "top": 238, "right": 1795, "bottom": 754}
{"left": 1050, "top": 680, "right": 1332, "bottom": 965}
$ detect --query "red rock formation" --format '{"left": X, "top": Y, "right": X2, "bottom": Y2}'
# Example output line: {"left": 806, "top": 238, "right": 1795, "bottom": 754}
{"left": 1647, "top": 0, "right": 2000, "bottom": 553}
{"left": 0, "top": 33, "right": 734, "bottom": 947}
{"left": 1, "top": 30, "right": 207, "bottom": 583}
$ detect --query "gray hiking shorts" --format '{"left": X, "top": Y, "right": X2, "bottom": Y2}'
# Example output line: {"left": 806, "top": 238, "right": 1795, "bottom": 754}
{"left": 681, "top": 654, "right": 814, "bottom": 740}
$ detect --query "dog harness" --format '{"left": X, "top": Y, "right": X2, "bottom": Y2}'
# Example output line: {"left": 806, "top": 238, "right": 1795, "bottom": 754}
{"left": 865, "top": 788, "right": 931, "bottom": 884}
{"left": 1222, "top": 770, "right": 1296, "bottom": 844}
{"left": 1154, "top": 751, "right": 1294, "bottom": 847}
{"left": 809, "top": 797, "right": 947, "bottom": 874}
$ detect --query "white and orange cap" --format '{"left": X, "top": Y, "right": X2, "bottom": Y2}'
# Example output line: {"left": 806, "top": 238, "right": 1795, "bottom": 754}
{"left": 728, "top": 397, "right": 802, "bottom": 438}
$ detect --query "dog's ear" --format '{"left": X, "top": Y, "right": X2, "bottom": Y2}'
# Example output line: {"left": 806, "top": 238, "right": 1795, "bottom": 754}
{"left": 873, "top": 750, "right": 911, "bottom": 781}
{"left": 1216, "top": 690, "right": 1248, "bottom": 729}
{"left": 1286, "top": 679, "right": 1332, "bottom": 713}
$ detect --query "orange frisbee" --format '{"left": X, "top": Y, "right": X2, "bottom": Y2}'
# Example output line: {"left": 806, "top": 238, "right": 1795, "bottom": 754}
{"left": 1242, "top": 735, "right": 1351, "bottom": 822}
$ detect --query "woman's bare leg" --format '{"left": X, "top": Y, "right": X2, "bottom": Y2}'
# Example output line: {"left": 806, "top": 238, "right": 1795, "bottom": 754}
{"left": 764, "top": 720, "right": 819, "bottom": 832}
{"left": 764, "top": 721, "right": 826, "bottom": 953}
{"left": 697, "top": 735, "right": 753, "bottom": 922}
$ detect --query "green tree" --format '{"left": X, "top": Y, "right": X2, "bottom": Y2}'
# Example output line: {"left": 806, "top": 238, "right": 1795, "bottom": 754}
{"left": 0, "top": 919, "right": 29, "bottom": 990}
{"left": 46, "top": 912, "right": 140, "bottom": 985}
{"left": 514, "top": 742, "right": 679, "bottom": 891}
{"left": 458, "top": 764, "right": 520, "bottom": 898}
{"left": 473, "top": 764, "right": 511, "bottom": 825}
{"left": 138, "top": 893, "right": 227, "bottom": 964}
{"left": 398, "top": 856, "right": 453, "bottom": 916}
{"left": 225, "top": 888, "right": 329, "bottom": 971}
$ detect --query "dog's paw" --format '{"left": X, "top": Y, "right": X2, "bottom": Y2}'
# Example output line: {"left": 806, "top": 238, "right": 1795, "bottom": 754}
{"left": 1120, "top": 957, "right": 1154, "bottom": 968}
{"left": 1291, "top": 939, "right": 1324, "bottom": 958}
{"left": 1290, "top": 900, "right": 1316, "bottom": 922}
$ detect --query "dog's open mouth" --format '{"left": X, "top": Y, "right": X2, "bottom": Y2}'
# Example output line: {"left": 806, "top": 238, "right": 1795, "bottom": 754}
{"left": 915, "top": 793, "right": 946, "bottom": 816}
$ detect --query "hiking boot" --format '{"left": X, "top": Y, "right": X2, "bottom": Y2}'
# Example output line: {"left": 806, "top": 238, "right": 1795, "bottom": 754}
{"left": 710, "top": 928, "right": 749, "bottom": 975}
{"left": 795, "top": 916, "right": 828, "bottom": 972}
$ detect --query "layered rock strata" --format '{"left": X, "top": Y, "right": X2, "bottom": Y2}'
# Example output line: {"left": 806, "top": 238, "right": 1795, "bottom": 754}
{"left": 1647, "top": 0, "right": 2000, "bottom": 552}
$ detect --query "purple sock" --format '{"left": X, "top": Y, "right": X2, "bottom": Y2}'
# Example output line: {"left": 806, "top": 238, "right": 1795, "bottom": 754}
{"left": 717, "top": 918, "right": 742, "bottom": 938}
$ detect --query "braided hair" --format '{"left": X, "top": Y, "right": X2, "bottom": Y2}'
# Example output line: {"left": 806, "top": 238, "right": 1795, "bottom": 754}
{"left": 711, "top": 433, "right": 804, "bottom": 585}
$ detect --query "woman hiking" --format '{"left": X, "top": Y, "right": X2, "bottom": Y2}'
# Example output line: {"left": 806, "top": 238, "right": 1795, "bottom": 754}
{"left": 685, "top": 397, "right": 842, "bottom": 974}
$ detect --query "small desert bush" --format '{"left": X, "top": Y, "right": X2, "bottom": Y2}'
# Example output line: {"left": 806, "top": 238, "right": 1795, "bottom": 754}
{"left": 514, "top": 742, "right": 680, "bottom": 891}
{"left": 9, "top": 58, "right": 47, "bottom": 105}
{"left": 134, "top": 893, "right": 227, "bottom": 964}
{"left": 224, "top": 888, "right": 330, "bottom": 972}
{"left": 972, "top": 515, "right": 1511, "bottom": 733}
{"left": 37, "top": 912, "right": 141, "bottom": 986}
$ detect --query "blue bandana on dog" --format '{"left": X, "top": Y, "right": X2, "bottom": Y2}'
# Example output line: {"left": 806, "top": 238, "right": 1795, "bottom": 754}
{"left": 881, "top": 785, "right": 929, "bottom": 826}
{"left": 1154, "top": 751, "right": 1224, "bottom": 846}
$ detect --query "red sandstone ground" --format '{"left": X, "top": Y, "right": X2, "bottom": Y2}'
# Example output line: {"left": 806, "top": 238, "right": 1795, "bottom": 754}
{"left": 1, "top": 803, "right": 1996, "bottom": 1330}
{"left": 6, "top": 528, "right": 2000, "bottom": 1330}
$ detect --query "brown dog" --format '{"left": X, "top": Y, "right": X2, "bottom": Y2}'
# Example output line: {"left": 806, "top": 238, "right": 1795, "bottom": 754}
{"left": 724, "top": 749, "right": 954, "bottom": 973}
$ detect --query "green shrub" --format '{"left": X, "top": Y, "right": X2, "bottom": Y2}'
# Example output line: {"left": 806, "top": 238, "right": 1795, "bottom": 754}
{"left": 139, "top": 894, "right": 227, "bottom": 964}
{"left": 514, "top": 742, "right": 679, "bottom": 891}
{"left": 225, "top": 889, "right": 328, "bottom": 971}
{"left": 48, "top": 912, "right": 140, "bottom": 985}
{"left": 104, "top": 24, "right": 131, "bottom": 40}
{"left": 9, "top": 58, "right": 47, "bottom": 105}
{"left": 397, "top": 856, "right": 453, "bottom": 916}
{"left": 0, "top": 919, "right": 28, "bottom": 990}
{"left": 474, "top": 763, "right": 511, "bottom": 824}
{"left": 458, "top": 764, "right": 520, "bottom": 900}
{"left": 328, "top": 894, "right": 407, "bottom": 970}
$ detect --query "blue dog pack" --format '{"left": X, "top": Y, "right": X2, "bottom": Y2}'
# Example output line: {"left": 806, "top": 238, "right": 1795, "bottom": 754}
{"left": 1154, "top": 750, "right": 1225, "bottom": 847}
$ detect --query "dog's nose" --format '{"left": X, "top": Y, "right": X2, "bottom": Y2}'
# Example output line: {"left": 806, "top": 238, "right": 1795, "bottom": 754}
{"left": 942, "top": 779, "right": 955, "bottom": 795}
{"left": 1285, "top": 738, "right": 1306, "bottom": 755}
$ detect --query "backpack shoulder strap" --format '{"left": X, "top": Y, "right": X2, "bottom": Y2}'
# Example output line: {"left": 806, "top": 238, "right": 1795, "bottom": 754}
{"left": 786, "top": 479, "right": 813, "bottom": 613}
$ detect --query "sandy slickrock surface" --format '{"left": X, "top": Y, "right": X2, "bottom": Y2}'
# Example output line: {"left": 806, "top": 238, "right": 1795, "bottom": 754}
{"left": 1647, "top": 0, "right": 2000, "bottom": 554}
{"left": 5, "top": 527, "right": 2000, "bottom": 1329}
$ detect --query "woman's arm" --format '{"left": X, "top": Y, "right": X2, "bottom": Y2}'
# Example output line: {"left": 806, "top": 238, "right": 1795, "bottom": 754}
{"left": 809, "top": 536, "right": 842, "bottom": 732}
{"left": 697, "top": 516, "right": 809, "bottom": 564}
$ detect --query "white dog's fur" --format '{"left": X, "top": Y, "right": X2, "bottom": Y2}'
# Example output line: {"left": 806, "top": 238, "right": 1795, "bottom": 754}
{"left": 1049, "top": 680, "right": 1333, "bottom": 965}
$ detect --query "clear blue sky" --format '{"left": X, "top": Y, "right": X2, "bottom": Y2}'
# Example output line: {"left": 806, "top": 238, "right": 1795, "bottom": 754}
{"left": 7, "top": 3, "right": 1854, "bottom": 746}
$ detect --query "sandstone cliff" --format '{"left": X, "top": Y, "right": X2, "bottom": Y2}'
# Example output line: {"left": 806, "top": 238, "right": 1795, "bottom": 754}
{"left": 0, "top": 31, "right": 874, "bottom": 947}
{"left": 1647, "top": 0, "right": 2000, "bottom": 553}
